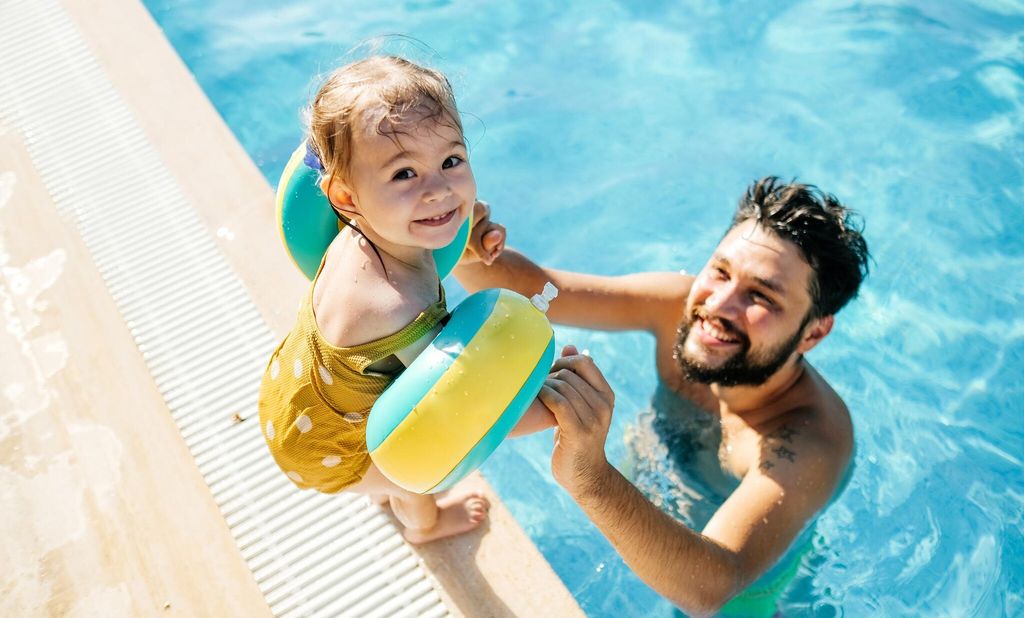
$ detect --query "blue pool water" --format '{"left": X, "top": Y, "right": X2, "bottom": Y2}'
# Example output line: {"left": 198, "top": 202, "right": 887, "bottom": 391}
{"left": 144, "top": 1, "right": 1023, "bottom": 615}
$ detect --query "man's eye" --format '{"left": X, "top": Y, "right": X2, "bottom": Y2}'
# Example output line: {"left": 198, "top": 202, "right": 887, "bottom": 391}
{"left": 392, "top": 168, "right": 416, "bottom": 181}
{"left": 751, "top": 291, "right": 775, "bottom": 307}
{"left": 442, "top": 155, "right": 464, "bottom": 169}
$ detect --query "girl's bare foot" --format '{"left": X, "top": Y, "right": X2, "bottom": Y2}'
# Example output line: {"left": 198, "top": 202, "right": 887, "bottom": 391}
{"left": 403, "top": 491, "right": 490, "bottom": 545}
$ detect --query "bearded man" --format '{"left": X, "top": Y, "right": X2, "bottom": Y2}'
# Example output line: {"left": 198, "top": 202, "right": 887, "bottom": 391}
{"left": 455, "top": 177, "right": 870, "bottom": 616}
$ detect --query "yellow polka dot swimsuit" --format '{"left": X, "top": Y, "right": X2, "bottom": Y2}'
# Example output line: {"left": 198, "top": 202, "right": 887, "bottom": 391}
{"left": 258, "top": 261, "right": 448, "bottom": 493}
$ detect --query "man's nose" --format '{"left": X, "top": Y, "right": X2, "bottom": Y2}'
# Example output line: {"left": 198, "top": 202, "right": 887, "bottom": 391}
{"left": 703, "top": 283, "right": 742, "bottom": 319}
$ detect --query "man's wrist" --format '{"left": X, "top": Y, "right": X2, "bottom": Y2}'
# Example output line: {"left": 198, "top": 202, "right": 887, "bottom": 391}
{"left": 570, "top": 459, "right": 619, "bottom": 506}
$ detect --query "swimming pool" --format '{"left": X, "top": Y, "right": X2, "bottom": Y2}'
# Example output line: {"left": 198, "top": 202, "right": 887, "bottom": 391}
{"left": 143, "top": 1, "right": 1023, "bottom": 614}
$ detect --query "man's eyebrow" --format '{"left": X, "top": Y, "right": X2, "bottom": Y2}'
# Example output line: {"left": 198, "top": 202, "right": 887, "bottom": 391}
{"left": 754, "top": 276, "right": 786, "bottom": 295}
{"left": 713, "top": 255, "right": 786, "bottom": 295}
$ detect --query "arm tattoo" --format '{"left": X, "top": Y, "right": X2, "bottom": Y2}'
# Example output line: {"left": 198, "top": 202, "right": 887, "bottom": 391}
{"left": 768, "top": 424, "right": 798, "bottom": 443}
{"left": 758, "top": 424, "right": 800, "bottom": 472}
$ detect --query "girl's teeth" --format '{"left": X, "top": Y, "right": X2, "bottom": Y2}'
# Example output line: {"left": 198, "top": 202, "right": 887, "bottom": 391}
{"left": 423, "top": 210, "right": 450, "bottom": 221}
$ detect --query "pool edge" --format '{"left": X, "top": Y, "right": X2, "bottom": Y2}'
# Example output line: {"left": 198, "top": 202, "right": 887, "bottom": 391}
{"left": 56, "top": 0, "right": 584, "bottom": 615}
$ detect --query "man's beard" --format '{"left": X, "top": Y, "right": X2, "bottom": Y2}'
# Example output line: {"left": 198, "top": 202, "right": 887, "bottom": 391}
{"left": 673, "top": 311, "right": 806, "bottom": 387}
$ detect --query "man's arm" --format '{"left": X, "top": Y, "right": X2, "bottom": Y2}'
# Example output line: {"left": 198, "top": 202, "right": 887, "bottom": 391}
{"left": 539, "top": 353, "right": 846, "bottom": 616}
{"left": 455, "top": 248, "right": 690, "bottom": 333}
{"left": 575, "top": 449, "right": 840, "bottom": 615}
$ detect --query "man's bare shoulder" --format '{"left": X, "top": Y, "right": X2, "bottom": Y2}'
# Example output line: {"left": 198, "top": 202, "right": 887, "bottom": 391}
{"left": 754, "top": 372, "right": 853, "bottom": 500}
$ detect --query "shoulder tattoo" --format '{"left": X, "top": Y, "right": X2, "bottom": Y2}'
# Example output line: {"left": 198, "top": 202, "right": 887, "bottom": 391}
{"left": 759, "top": 424, "right": 800, "bottom": 472}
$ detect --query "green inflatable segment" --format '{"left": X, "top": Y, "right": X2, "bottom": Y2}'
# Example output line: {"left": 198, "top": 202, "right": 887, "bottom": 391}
{"left": 276, "top": 141, "right": 472, "bottom": 281}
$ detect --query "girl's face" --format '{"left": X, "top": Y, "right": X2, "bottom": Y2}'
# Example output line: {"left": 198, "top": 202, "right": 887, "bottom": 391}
{"left": 325, "top": 110, "right": 476, "bottom": 259}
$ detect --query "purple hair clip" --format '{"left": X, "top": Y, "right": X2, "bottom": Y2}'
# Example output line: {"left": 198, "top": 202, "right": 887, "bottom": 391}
{"left": 303, "top": 141, "right": 325, "bottom": 173}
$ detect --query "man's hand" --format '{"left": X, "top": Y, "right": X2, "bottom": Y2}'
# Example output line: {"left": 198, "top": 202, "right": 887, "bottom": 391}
{"left": 539, "top": 345, "right": 616, "bottom": 498}
{"left": 461, "top": 200, "right": 506, "bottom": 266}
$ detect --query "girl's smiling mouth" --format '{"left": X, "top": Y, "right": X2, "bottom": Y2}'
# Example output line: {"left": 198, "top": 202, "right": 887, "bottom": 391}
{"left": 414, "top": 207, "right": 458, "bottom": 227}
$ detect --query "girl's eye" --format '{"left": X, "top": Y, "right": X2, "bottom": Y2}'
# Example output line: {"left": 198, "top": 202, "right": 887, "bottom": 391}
{"left": 713, "top": 267, "right": 729, "bottom": 280}
{"left": 442, "top": 155, "right": 464, "bottom": 170}
{"left": 392, "top": 168, "right": 416, "bottom": 181}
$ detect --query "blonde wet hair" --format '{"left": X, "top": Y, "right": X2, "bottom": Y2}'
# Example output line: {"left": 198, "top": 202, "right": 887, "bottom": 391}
{"left": 308, "top": 55, "right": 464, "bottom": 196}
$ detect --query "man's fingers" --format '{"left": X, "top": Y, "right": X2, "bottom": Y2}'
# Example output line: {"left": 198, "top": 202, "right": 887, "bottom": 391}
{"left": 538, "top": 382, "right": 583, "bottom": 430}
{"left": 483, "top": 227, "right": 504, "bottom": 249}
{"left": 473, "top": 199, "right": 491, "bottom": 220}
{"left": 545, "top": 375, "right": 591, "bottom": 421}
{"left": 550, "top": 367, "right": 612, "bottom": 423}
{"left": 560, "top": 344, "right": 578, "bottom": 358}
{"left": 549, "top": 355, "right": 615, "bottom": 404}
{"left": 468, "top": 201, "right": 492, "bottom": 247}
{"left": 482, "top": 226, "right": 505, "bottom": 265}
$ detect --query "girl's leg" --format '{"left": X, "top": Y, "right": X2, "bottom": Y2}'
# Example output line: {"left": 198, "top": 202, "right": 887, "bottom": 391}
{"left": 348, "top": 464, "right": 490, "bottom": 544}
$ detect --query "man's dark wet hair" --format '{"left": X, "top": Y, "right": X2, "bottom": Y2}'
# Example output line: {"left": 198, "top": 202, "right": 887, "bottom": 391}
{"left": 731, "top": 177, "right": 870, "bottom": 318}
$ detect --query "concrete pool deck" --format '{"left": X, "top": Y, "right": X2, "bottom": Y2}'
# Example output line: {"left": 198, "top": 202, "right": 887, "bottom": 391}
{"left": 0, "top": 0, "right": 582, "bottom": 615}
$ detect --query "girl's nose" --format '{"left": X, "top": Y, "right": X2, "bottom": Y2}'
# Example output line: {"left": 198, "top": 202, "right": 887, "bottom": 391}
{"left": 422, "top": 173, "right": 451, "bottom": 202}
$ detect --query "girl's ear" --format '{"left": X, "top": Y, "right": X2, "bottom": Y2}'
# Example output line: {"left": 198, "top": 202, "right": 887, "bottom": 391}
{"left": 320, "top": 175, "right": 359, "bottom": 218}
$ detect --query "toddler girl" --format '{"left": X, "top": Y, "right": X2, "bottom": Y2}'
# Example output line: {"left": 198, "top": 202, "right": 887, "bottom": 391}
{"left": 258, "top": 56, "right": 552, "bottom": 543}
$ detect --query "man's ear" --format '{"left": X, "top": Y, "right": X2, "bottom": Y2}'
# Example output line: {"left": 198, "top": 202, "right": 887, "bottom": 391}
{"left": 320, "top": 175, "right": 359, "bottom": 218}
{"left": 797, "top": 314, "right": 833, "bottom": 354}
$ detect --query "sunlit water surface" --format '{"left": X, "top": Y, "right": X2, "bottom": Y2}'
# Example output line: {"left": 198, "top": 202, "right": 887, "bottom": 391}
{"left": 144, "top": 1, "right": 1023, "bottom": 614}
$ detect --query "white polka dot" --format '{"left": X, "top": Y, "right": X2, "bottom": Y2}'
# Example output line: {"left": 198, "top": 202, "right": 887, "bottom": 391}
{"left": 322, "top": 455, "right": 342, "bottom": 468}
{"left": 296, "top": 414, "right": 313, "bottom": 433}
{"left": 287, "top": 471, "right": 304, "bottom": 483}
{"left": 343, "top": 413, "right": 363, "bottom": 423}
{"left": 270, "top": 359, "right": 280, "bottom": 379}
{"left": 293, "top": 358, "right": 303, "bottom": 377}
{"left": 265, "top": 420, "right": 275, "bottom": 439}
{"left": 318, "top": 364, "right": 334, "bottom": 385}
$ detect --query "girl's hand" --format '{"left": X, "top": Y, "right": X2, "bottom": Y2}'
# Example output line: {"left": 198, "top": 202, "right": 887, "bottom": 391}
{"left": 462, "top": 200, "right": 506, "bottom": 266}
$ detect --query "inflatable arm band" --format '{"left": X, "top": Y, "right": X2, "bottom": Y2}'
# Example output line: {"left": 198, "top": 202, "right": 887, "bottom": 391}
{"left": 366, "top": 288, "right": 556, "bottom": 494}
{"left": 275, "top": 141, "right": 471, "bottom": 280}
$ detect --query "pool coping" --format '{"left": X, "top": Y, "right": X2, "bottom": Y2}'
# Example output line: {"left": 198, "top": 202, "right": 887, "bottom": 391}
{"left": 36, "top": 0, "right": 583, "bottom": 615}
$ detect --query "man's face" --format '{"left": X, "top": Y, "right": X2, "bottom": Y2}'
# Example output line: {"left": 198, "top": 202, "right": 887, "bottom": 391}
{"left": 675, "top": 220, "right": 817, "bottom": 387}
